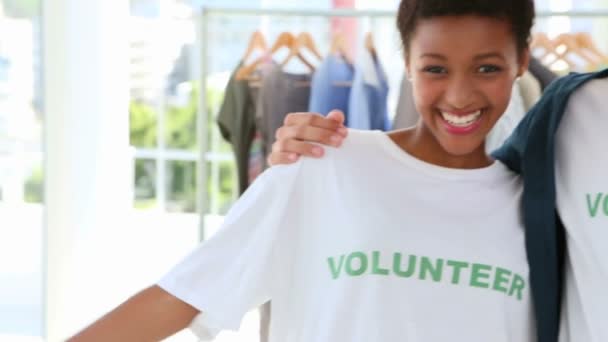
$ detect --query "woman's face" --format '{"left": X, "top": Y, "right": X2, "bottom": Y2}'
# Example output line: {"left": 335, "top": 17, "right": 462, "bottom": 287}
{"left": 406, "top": 15, "right": 528, "bottom": 157}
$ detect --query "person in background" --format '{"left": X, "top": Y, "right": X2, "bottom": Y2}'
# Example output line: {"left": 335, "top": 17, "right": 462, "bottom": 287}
{"left": 66, "top": 0, "right": 562, "bottom": 341}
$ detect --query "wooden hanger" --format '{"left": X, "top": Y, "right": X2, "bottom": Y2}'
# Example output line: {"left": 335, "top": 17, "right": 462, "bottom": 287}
{"left": 296, "top": 32, "right": 323, "bottom": 61}
{"left": 330, "top": 32, "right": 353, "bottom": 64}
{"left": 241, "top": 30, "right": 268, "bottom": 63}
{"left": 235, "top": 56, "right": 264, "bottom": 81}
{"left": 552, "top": 33, "right": 596, "bottom": 68}
{"left": 531, "top": 32, "right": 576, "bottom": 70}
{"left": 279, "top": 32, "right": 317, "bottom": 72}
{"left": 365, "top": 32, "right": 377, "bottom": 60}
{"left": 270, "top": 31, "right": 296, "bottom": 54}
{"left": 575, "top": 32, "right": 608, "bottom": 66}
{"left": 531, "top": 32, "right": 561, "bottom": 64}
{"left": 236, "top": 31, "right": 296, "bottom": 80}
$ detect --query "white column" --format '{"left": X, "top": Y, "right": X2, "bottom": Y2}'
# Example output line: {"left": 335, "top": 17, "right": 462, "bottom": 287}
{"left": 43, "top": 0, "right": 130, "bottom": 340}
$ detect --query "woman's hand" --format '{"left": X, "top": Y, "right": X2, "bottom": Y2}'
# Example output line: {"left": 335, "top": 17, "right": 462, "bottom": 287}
{"left": 268, "top": 110, "right": 348, "bottom": 166}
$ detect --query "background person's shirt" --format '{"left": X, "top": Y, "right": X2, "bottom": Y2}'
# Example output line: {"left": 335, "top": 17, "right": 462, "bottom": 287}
{"left": 492, "top": 68, "right": 608, "bottom": 342}
{"left": 159, "top": 130, "right": 534, "bottom": 342}
{"left": 555, "top": 78, "right": 608, "bottom": 342}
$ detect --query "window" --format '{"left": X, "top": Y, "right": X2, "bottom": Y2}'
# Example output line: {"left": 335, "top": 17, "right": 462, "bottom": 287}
{"left": 0, "top": 0, "right": 43, "bottom": 340}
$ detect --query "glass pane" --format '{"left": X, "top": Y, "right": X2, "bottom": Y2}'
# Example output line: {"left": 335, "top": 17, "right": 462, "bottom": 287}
{"left": 167, "top": 160, "right": 196, "bottom": 213}
{"left": 129, "top": 100, "right": 158, "bottom": 148}
{"left": 0, "top": 0, "right": 43, "bottom": 339}
{"left": 165, "top": 83, "right": 197, "bottom": 151}
{"left": 24, "top": 162, "right": 43, "bottom": 204}
{"left": 205, "top": 160, "right": 237, "bottom": 216}
{"left": 134, "top": 158, "right": 157, "bottom": 209}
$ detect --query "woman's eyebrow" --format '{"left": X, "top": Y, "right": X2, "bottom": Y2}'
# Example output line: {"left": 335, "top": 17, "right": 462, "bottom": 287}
{"left": 419, "top": 53, "right": 446, "bottom": 60}
{"left": 474, "top": 52, "right": 506, "bottom": 61}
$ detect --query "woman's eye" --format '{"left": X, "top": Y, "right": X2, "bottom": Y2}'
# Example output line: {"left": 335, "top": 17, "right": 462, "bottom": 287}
{"left": 423, "top": 66, "right": 447, "bottom": 74}
{"left": 422, "top": 65, "right": 447, "bottom": 74}
{"left": 478, "top": 65, "right": 502, "bottom": 73}
{"left": 424, "top": 66, "right": 446, "bottom": 74}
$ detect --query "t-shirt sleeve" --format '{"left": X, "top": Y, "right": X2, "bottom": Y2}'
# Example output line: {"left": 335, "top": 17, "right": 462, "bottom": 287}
{"left": 157, "top": 162, "right": 303, "bottom": 332}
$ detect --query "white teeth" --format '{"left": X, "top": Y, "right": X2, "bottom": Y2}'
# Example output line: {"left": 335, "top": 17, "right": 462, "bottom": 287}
{"left": 440, "top": 110, "right": 482, "bottom": 127}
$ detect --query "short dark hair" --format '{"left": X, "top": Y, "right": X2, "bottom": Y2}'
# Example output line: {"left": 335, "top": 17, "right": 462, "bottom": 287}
{"left": 397, "top": 0, "right": 535, "bottom": 56}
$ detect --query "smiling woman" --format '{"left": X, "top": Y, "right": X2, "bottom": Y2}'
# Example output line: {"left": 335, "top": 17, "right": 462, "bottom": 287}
{"left": 66, "top": 1, "right": 542, "bottom": 342}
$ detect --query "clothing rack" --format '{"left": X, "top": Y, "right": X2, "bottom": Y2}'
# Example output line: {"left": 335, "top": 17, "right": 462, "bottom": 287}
{"left": 195, "top": 6, "right": 608, "bottom": 240}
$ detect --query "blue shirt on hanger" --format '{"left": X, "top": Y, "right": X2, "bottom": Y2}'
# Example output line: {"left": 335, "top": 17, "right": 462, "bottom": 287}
{"left": 308, "top": 55, "right": 354, "bottom": 123}
{"left": 348, "top": 49, "right": 389, "bottom": 131}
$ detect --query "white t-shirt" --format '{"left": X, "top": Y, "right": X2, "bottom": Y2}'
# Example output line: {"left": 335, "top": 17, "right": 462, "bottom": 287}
{"left": 159, "top": 130, "right": 534, "bottom": 342}
{"left": 557, "top": 78, "right": 608, "bottom": 342}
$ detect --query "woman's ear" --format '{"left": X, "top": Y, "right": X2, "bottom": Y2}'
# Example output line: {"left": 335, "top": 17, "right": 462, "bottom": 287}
{"left": 405, "top": 54, "right": 413, "bottom": 80}
{"left": 517, "top": 48, "right": 531, "bottom": 77}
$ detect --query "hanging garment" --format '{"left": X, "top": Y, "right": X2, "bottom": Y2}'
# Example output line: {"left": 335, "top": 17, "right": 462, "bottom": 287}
{"left": 217, "top": 61, "right": 257, "bottom": 195}
{"left": 246, "top": 62, "right": 276, "bottom": 186}
{"left": 519, "top": 71, "right": 542, "bottom": 112}
{"left": 528, "top": 57, "right": 559, "bottom": 90}
{"left": 308, "top": 54, "right": 354, "bottom": 119}
{"left": 392, "top": 76, "right": 417, "bottom": 129}
{"left": 348, "top": 49, "right": 390, "bottom": 130}
{"left": 247, "top": 130, "right": 265, "bottom": 185}
{"left": 256, "top": 64, "right": 312, "bottom": 166}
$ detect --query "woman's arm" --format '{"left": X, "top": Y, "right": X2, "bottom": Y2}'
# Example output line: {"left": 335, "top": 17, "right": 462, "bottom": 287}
{"left": 268, "top": 110, "right": 348, "bottom": 165}
{"left": 68, "top": 285, "right": 199, "bottom": 342}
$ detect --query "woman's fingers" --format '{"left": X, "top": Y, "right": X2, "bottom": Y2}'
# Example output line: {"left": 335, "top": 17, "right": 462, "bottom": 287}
{"left": 272, "top": 137, "right": 327, "bottom": 158}
{"left": 267, "top": 152, "right": 300, "bottom": 166}
{"left": 275, "top": 125, "right": 345, "bottom": 147}
{"left": 268, "top": 110, "right": 348, "bottom": 166}
{"left": 283, "top": 110, "right": 347, "bottom": 134}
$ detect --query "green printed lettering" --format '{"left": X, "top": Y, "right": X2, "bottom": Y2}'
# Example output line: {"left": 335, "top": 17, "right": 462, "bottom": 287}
{"left": 327, "top": 250, "right": 525, "bottom": 302}
{"left": 327, "top": 255, "right": 345, "bottom": 279}
{"left": 509, "top": 274, "right": 526, "bottom": 301}
{"left": 493, "top": 267, "right": 512, "bottom": 293}
{"left": 346, "top": 252, "right": 368, "bottom": 276}
{"left": 586, "top": 193, "right": 603, "bottom": 218}
{"left": 604, "top": 194, "right": 608, "bottom": 216}
{"left": 446, "top": 260, "right": 469, "bottom": 284}
{"left": 393, "top": 253, "right": 417, "bottom": 278}
{"left": 419, "top": 257, "right": 443, "bottom": 282}
{"left": 470, "top": 264, "right": 492, "bottom": 289}
{"left": 372, "top": 251, "right": 390, "bottom": 275}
